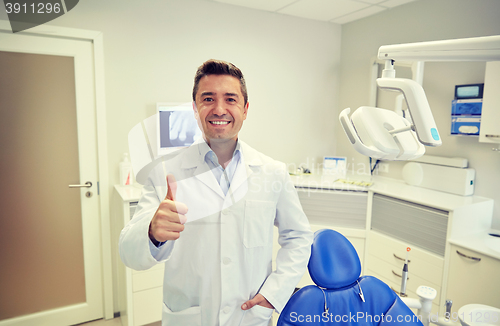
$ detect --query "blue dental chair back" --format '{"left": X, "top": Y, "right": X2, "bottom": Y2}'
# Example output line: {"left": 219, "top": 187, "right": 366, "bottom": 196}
{"left": 277, "top": 229, "right": 423, "bottom": 325}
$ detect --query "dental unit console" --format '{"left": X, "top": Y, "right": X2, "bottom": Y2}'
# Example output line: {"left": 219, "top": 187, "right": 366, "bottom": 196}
{"left": 340, "top": 35, "right": 500, "bottom": 160}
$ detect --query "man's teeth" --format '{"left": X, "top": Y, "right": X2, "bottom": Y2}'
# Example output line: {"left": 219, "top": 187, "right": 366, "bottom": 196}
{"left": 210, "top": 121, "right": 230, "bottom": 125}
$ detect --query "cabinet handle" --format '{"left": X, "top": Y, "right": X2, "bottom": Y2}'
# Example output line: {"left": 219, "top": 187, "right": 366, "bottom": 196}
{"left": 393, "top": 253, "right": 411, "bottom": 263}
{"left": 390, "top": 286, "right": 408, "bottom": 297}
{"left": 456, "top": 250, "right": 481, "bottom": 262}
{"left": 392, "top": 270, "right": 409, "bottom": 280}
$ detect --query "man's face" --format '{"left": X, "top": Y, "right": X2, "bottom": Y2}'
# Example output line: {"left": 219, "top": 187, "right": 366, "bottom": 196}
{"left": 193, "top": 74, "right": 249, "bottom": 145}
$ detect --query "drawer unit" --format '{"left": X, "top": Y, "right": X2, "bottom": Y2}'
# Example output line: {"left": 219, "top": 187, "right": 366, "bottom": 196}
{"left": 368, "top": 231, "right": 444, "bottom": 286}
{"left": 297, "top": 189, "right": 368, "bottom": 229}
{"left": 366, "top": 268, "right": 440, "bottom": 317}
{"left": 367, "top": 231, "right": 444, "bottom": 309}
{"left": 113, "top": 186, "right": 164, "bottom": 326}
{"left": 366, "top": 254, "right": 442, "bottom": 303}
{"left": 446, "top": 244, "right": 500, "bottom": 310}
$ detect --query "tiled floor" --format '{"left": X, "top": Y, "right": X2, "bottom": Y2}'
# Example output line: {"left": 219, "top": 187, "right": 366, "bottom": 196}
{"left": 79, "top": 317, "right": 160, "bottom": 326}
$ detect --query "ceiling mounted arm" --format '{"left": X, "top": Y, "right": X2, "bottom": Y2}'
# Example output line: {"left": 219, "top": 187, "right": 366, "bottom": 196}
{"left": 340, "top": 35, "right": 500, "bottom": 161}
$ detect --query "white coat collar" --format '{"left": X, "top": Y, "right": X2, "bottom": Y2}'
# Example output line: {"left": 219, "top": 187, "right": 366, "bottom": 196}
{"left": 179, "top": 138, "right": 263, "bottom": 199}
{"left": 180, "top": 138, "right": 263, "bottom": 169}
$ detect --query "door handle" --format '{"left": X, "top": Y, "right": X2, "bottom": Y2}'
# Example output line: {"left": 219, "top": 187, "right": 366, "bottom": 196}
{"left": 69, "top": 181, "right": 92, "bottom": 188}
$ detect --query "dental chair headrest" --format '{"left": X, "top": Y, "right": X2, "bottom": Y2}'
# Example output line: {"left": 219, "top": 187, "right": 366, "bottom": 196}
{"left": 308, "top": 229, "right": 362, "bottom": 289}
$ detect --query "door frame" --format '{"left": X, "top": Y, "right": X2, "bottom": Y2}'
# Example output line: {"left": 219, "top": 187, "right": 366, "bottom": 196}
{"left": 0, "top": 21, "right": 113, "bottom": 320}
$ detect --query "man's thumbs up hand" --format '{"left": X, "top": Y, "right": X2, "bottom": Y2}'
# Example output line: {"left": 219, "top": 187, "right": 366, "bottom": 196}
{"left": 149, "top": 174, "right": 188, "bottom": 244}
{"left": 165, "top": 173, "right": 177, "bottom": 201}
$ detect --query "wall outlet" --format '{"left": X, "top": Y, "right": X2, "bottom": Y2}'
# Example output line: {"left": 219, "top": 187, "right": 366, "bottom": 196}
{"left": 378, "top": 162, "right": 390, "bottom": 173}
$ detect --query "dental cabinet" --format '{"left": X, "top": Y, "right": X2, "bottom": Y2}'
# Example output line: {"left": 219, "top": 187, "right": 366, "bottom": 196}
{"left": 112, "top": 185, "right": 163, "bottom": 326}
{"left": 113, "top": 176, "right": 494, "bottom": 325}
{"left": 367, "top": 178, "right": 493, "bottom": 315}
{"left": 479, "top": 61, "right": 500, "bottom": 144}
{"left": 446, "top": 244, "right": 500, "bottom": 311}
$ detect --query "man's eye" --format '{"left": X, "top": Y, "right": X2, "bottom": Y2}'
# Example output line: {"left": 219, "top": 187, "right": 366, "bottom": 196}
{"left": 227, "top": 98, "right": 236, "bottom": 102}
{"left": 203, "top": 98, "right": 214, "bottom": 102}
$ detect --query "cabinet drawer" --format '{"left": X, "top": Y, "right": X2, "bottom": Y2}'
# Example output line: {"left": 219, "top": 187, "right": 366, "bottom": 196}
{"left": 297, "top": 189, "right": 367, "bottom": 229}
{"left": 368, "top": 231, "right": 443, "bottom": 285}
{"left": 366, "top": 254, "right": 442, "bottom": 304}
{"left": 446, "top": 245, "right": 500, "bottom": 309}
{"left": 133, "top": 286, "right": 163, "bottom": 326}
{"left": 132, "top": 264, "right": 164, "bottom": 292}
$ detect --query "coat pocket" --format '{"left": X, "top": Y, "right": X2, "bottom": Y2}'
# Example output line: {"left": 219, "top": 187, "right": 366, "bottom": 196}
{"left": 162, "top": 303, "right": 201, "bottom": 325}
{"left": 244, "top": 200, "right": 276, "bottom": 248}
{"left": 240, "top": 305, "right": 274, "bottom": 326}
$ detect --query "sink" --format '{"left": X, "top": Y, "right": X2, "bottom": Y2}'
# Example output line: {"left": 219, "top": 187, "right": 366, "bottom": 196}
{"left": 458, "top": 304, "right": 500, "bottom": 326}
{"left": 485, "top": 235, "right": 500, "bottom": 253}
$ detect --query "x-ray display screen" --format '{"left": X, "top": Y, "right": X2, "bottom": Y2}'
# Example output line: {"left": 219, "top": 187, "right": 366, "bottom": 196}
{"left": 158, "top": 104, "right": 202, "bottom": 151}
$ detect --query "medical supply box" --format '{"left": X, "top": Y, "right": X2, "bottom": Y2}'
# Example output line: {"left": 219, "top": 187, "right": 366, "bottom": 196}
{"left": 450, "top": 99, "right": 482, "bottom": 136}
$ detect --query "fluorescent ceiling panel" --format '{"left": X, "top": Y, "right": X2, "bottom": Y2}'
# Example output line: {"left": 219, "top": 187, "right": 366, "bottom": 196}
{"left": 355, "top": 0, "right": 387, "bottom": 4}
{"left": 380, "top": 0, "right": 416, "bottom": 8}
{"left": 331, "top": 5, "right": 385, "bottom": 24}
{"left": 279, "top": 0, "right": 369, "bottom": 21}
{"left": 212, "top": 0, "right": 298, "bottom": 12}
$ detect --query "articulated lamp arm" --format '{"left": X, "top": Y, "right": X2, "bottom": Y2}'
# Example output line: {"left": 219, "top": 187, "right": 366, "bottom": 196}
{"left": 340, "top": 35, "right": 500, "bottom": 160}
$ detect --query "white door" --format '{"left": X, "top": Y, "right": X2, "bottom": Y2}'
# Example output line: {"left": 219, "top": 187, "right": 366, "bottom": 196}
{"left": 0, "top": 30, "right": 104, "bottom": 326}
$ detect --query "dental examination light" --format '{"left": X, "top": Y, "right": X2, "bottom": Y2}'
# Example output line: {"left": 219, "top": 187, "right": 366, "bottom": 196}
{"left": 340, "top": 35, "right": 500, "bottom": 160}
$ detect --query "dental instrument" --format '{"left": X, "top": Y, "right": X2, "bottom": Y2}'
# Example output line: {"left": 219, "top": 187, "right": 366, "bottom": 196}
{"left": 400, "top": 247, "right": 410, "bottom": 297}
{"left": 340, "top": 35, "right": 500, "bottom": 160}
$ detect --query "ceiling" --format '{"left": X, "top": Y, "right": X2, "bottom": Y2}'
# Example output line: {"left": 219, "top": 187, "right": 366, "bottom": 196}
{"left": 208, "top": 0, "right": 418, "bottom": 24}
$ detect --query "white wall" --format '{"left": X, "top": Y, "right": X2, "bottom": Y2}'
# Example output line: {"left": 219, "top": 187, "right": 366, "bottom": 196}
{"left": 337, "top": 0, "right": 500, "bottom": 227}
{"left": 0, "top": 0, "right": 340, "bottom": 194}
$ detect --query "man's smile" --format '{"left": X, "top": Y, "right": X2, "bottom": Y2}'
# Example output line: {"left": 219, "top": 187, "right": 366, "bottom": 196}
{"left": 209, "top": 120, "right": 231, "bottom": 125}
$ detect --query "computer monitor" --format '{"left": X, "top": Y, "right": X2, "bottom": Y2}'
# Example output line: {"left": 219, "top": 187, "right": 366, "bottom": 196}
{"left": 157, "top": 102, "right": 202, "bottom": 156}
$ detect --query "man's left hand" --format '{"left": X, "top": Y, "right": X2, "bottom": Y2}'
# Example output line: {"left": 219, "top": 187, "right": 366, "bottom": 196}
{"left": 241, "top": 293, "right": 274, "bottom": 310}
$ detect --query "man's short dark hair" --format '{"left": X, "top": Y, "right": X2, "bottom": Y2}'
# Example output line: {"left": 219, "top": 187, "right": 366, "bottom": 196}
{"left": 192, "top": 59, "right": 248, "bottom": 105}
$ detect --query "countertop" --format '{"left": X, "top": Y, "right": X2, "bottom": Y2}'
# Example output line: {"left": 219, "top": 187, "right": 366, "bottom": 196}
{"left": 449, "top": 230, "right": 500, "bottom": 260}
{"left": 291, "top": 174, "right": 492, "bottom": 212}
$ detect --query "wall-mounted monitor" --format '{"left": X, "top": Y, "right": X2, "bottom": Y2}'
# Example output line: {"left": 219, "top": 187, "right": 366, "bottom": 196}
{"left": 157, "top": 102, "right": 202, "bottom": 156}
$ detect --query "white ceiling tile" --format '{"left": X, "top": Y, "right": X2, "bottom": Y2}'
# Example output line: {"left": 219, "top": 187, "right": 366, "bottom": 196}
{"left": 278, "top": 0, "right": 369, "bottom": 21}
{"left": 212, "top": 0, "right": 299, "bottom": 12}
{"left": 353, "top": 0, "right": 387, "bottom": 4}
{"left": 379, "top": 0, "right": 416, "bottom": 8}
{"left": 331, "top": 5, "right": 386, "bottom": 24}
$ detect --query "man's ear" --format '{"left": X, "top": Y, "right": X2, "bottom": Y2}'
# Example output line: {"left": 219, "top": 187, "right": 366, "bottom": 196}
{"left": 243, "top": 101, "right": 249, "bottom": 120}
{"left": 192, "top": 101, "right": 199, "bottom": 117}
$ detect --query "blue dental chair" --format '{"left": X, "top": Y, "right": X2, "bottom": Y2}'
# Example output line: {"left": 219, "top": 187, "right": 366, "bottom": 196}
{"left": 277, "top": 229, "right": 424, "bottom": 325}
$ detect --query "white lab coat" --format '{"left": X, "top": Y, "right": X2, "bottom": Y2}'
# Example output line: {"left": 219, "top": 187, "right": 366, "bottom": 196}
{"left": 119, "top": 140, "right": 313, "bottom": 326}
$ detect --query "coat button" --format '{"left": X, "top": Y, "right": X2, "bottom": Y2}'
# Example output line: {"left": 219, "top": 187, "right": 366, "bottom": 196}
{"left": 223, "top": 257, "right": 231, "bottom": 265}
{"left": 223, "top": 306, "right": 231, "bottom": 314}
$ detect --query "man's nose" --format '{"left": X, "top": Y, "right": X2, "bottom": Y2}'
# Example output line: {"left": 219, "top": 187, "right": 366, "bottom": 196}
{"left": 212, "top": 100, "right": 227, "bottom": 115}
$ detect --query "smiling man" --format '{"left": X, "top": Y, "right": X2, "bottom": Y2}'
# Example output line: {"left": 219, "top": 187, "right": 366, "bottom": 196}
{"left": 119, "top": 59, "right": 313, "bottom": 326}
